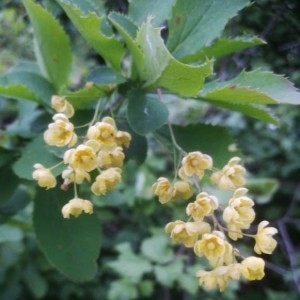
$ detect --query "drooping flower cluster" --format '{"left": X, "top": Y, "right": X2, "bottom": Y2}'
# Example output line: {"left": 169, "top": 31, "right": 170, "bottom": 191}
{"left": 152, "top": 151, "right": 278, "bottom": 292}
{"left": 32, "top": 96, "right": 131, "bottom": 218}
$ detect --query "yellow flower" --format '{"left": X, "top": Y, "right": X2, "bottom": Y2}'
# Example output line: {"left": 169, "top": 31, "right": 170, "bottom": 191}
{"left": 173, "top": 180, "right": 193, "bottom": 200}
{"left": 186, "top": 192, "right": 219, "bottom": 221}
{"left": 91, "top": 168, "right": 122, "bottom": 195}
{"left": 64, "top": 144, "right": 98, "bottom": 172}
{"left": 61, "top": 197, "right": 93, "bottom": 218}
{"left": 152, "top": 177, "right": 174, "bottom": 204}
{"left": 178, "top": 151, "right": 213, "bottom": 180}
{"left": 254, "top": 221, "right": 278, "bottom": 254}
{"left": 44, "top": 114, "right": 77, "bottom": 147}
{"left": 193, "top": 231, "right": 226, "bottom": 260}
{"left": 62, "top": 167, "right": 90, "bottom": 184}
{"left": 165, "top": 220, "right": 211, "bottom": 248}
{"left": 210, "top": 157, "right": 246, "bottom": 190}
{"left": 51, "top": 95, "right": 74, "bottom": 118}
{"left": 97, "top": 147, "right": 125, "bottom": 168}
{"left": 116, "top": 130, "right": 132, "bottom": 148}
{"left": 241, "top": 256, "right": 265, "bottom": 280}
{"left": 196, "top": 264, "right": 241, "bottom": 292}
{"left": 32, "top": 163, "right": 57, "bottom": 189}
{"left": 223, "top": 188, "right": 255, "bottom": 240}
{"left": 87, "top": 119, "right": 117, "bottom": 147}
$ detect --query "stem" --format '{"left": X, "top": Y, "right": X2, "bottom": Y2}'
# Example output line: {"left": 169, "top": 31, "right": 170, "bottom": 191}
{"left": 73, "top": 182, "right": 78, "bottom": 198}
{"left": 48, "top": 160, "right": 64, "bottom": 171}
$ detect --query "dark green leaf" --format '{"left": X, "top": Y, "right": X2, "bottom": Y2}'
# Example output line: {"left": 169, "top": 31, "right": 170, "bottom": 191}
{"left": 167, "top": 0, "right": 249, "bottom": 60}
{"left": 33, "top": 188, "right": 101, "bottom": 281}
{"left": 127, "top": 90, "right": 169, "bottom": 135}
{"left": 23, "top": 0, "right": 72, "bottom": 91}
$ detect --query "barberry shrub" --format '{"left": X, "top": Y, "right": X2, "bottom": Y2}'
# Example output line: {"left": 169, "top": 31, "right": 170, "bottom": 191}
{"left": 1, "top": 0, "right": 299, "bottom": 296}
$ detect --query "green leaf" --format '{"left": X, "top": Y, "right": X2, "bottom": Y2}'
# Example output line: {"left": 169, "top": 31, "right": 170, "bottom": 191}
{"left": 57, "top": 0, "right": 125, "bottom": 71}
{"left": 127, "top": 90, "right": 169, "bottom": 135}
{"left": 167, "top": 0, "right": 249, "bottom": 60}
{"left": 155, "top": 124, "right": 240, "bottom": 168}
{"left": 181, "top": 36, "right": 265, "bottom": 63}
{"left": 141, "top": 234, "right": 174, "bottom": 264}
{"left": 60, "top": 0, "right": 105, "bottom": 15}
{"left": 108, "top": 280, "right": 138, "bottom": 300}
{"left": 154, "top": 259, "right": 184, "bottom": 287}
{"left": 136, "top": 20, "right": 213, "bottom": 95}
{"left": 107, "top": 242, "right": 153, "bottom": 284}
{"left": 13, "top": 134, "right": 64, "bottom": 180}
{"left": 128, "top": 0, "right": 176, "bottom": 26}
{"left": 201, "top": 70, "right": 300, "bottom": 105}
{"left": 33, "top": 188, "right": 101, "bottom": 282}
{"left": 0, "top": 84, "right": 39, "bottom": 102}
{"left": 87, "top": 66, "right": 125, "bottom": 85}
{"left": 206, "top": 101, "right": 280, "bottom": 125}
{"left": 23, "top": 0, "right": 72, "bottom": 91}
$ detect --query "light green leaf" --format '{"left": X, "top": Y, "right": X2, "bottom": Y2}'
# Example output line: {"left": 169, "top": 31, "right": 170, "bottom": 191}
{"left": 57, "top": 0, "right": 125, "bottom": 71}
{"left": 181, "top": 36, "right": 265, "bottom": 63}
{"left": 0, "top": 84, "right": 38, "bottom": 102}
{"left": 0, "top": 71, "right": 55, "bottom": 104}
{"left": 107, "top": 242, "right": 153, "bottom": 284}
{"left": 206, "top": 100, "right": 280, "bottom": 125}
{"left": 23, "top": 0, "right": 72, "bottom": 91}
{"left": 33, "top": 188, "right": 101, "bottom": 282}
{"left": 201, "top": 70, "right": 300, "bottom": 105}
{"left": 60, "top": 0, "right": 105, "bottom": 15}
{"left": 141, "top": 234, "right": 174, "bottom": 264}
{"left": 0, "top": 225, "right": 23, "bottom": 243}
{"left": 154, "top": 259, "right": 184, "bottom": 287}
{"left": 127, "top": 90, "right": 169, "bottom": 135}
{"left": 108, "top": 280, "right": 138, "bottom": 300}
{"left": 167, "top": 0, "right": 249, "bottom": 60}
{"left": 87, "top": 66, "right": 125, "bottom": 85}
{"left": 13, "top": 134, "right": 64, "bottom": 180}
{"left": 128, "top": 0, "right": 176, "bottom": 26}
{"left": 155, "top": 124, "right": 240, "bottom": 168}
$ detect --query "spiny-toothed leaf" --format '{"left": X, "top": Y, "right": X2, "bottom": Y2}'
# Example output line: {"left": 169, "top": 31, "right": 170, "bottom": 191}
{"left": 33, "top": 188, "right": 101, "bottom": 282}
{"left": 167, "top": 0, "right": 249, "bottom": 60}
{"left": 128, "top": 0, "right": 176, "bottom": 26}
{"left": 127, "top": 89, "right": 169, "bottom": 135}
{"left": 22, "top": 0, "right": 72, "bottom": 91}
{"left": 205, "top": 100, "right": 280, "bottom": 125}
{"left": 201, "top": 70, "right": 300, "bottom": 105}
{"left": 0, "top": 71, "right": 55, "bottom": 104}
{"left": 181, "top": 36, "right": 265, "bottom": 63}
{"left": 59, "top": 0, "right": 105, "bottom": 15}
{"left": 56, "top": 0, "right": 125, "bottom": 71}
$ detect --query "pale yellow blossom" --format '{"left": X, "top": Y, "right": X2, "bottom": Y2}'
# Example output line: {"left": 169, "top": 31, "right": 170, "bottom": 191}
{"left": 254, "top": 221, "right": 278, "bottom": 254}
{"left": 51, "top": 95, "right": 74, "bottom": 118}
{"left": 116, "top": 130, "right": 132, "bottom": 148}
{"left": 87, "top": 120, "right": 117, "bottom": 147}
{"left": 178, "top": 151, "right": 213, "bottom": 180}
{"left": 152, "top": 177, "right": 173, "bottom": 204}
{"left": 44, "top": 113, "right": 77, "bottom": 147}
{"left": 241, "top": 256, "right": 265, "bottom": 280}
{"left": 97, "top": 147, "right": 125, "bottom": 168}
{"left": 64, "top": 144, "right": 98, "bottom": 172}
{"left": 211, "top": 157, "right": 246, "bottom": 190}
{"left": 186, "top": 192, "right": 219, "bottom": 221}
{"left": 62, "top": 167, "right": 90, "bottom": 184}
{"left": 173, "top": 180, "right": 193, "bottom": 200}
{"left": 32, "top": 163, "right": 57, "bottom": 189}
{"left": 61, "top": 197, "right": 93, "bottom": 218}
{"left": 165, "top": 220, "right": 211, "bottom": 248}
{"left": 91, "top": 168, "right": 122, "bottom": 195}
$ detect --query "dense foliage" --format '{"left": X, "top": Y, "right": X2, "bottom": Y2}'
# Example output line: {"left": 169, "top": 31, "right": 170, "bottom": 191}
{"left": 1, "top": 0, "right": 300, "bottom": 299}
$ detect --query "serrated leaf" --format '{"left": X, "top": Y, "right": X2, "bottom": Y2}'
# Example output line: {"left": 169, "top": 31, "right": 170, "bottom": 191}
{"left": 128, "top": 0, "right": 176, "bottom": 26}
{"left": 181, "top": 36, "right": 265, "bottom": 63}
{"left": 107, "top": 242, "right": 153, "bottom": 284}
{"left": 33, "top": 188, "right": 101, "bottom": 282}
{"left": 0, "top": 71, "right": 55, "bottom": 104}
{"left": 127, "top": 90, "right": 169, "bottom": 135}
{"left": 60, "top": 0, "right": 105, "bottom": 15}
{"left": 13, "top": 134, "right": 64, "bottom": 180}
{"left": 201, "top": 70, "right": 300, "bottom": 105}
{"left": 206, "top": 100, "right": 280, "bottom": 125}
{"left": 155, "top": 124, "right": 240, "bottom": 168}
{"left": 167, "top": 0, "right": 249, "bottom": 60}
{"left": 57, "top": 0, "right": 125, "bottom": 71}
{"left": 23, "top": 0, "right": 72, "bottom": 91}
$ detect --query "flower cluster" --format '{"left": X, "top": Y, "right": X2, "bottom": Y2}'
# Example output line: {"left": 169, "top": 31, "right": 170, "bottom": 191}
{"left": 32, "top": 96, "right": 131, "bottom": 218}
{"left": 152, "top": 151, "right": 278, "bottom": 292}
